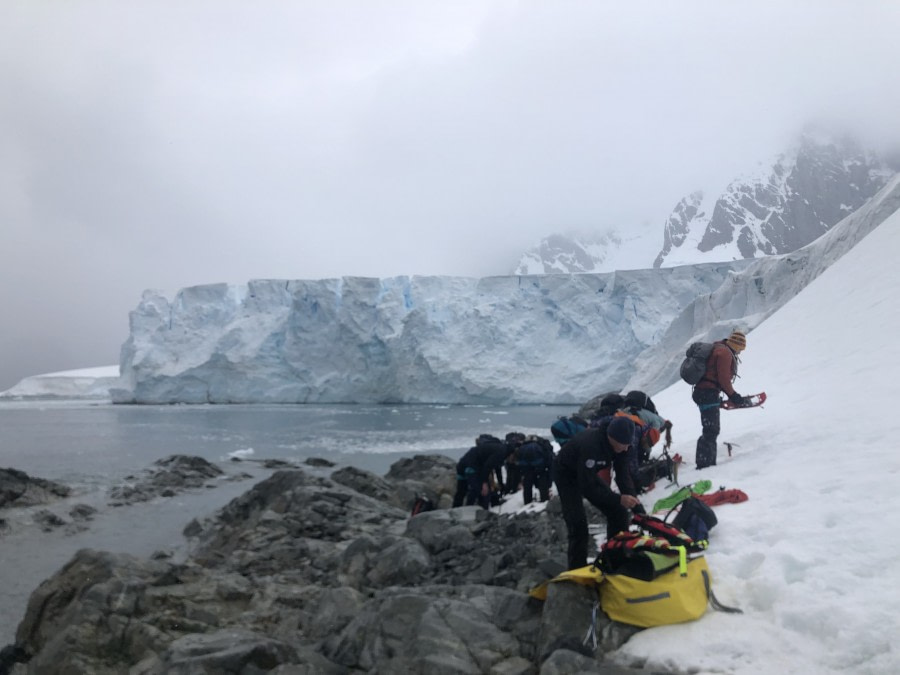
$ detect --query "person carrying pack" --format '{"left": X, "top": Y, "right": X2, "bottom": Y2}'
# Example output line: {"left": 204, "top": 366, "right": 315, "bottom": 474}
{"left": 622, "top": 389, "right": 674, "bottom": 452}
{"left": 684, "top": 330, "right": 749, "bottom": 469}
{"left": 502, "top": 431, "right": 526, "bottom": 495}
{"left": 516, "top": 435, "right": 554, "bottom": 504}
{"left": 550, "top": 414, "right": 588, "bottom": 446}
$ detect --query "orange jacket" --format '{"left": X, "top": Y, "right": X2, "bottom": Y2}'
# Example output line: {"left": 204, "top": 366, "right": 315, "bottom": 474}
{"left": 695, "top": 341, "right": 738, "bottom": 396}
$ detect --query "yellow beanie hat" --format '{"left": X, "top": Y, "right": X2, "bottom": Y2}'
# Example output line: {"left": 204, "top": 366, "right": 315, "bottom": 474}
{"left": 726, "top": 330, "right": 747, "bottom": 352}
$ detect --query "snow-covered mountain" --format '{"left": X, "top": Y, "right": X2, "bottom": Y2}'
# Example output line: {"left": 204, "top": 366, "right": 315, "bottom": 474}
{"left": 627, "top": 174, "right": 900, "bottom": 395}
{"left": 655, "top": 130, "right": 894, "bottom": 267}
{"left": 513, "top": 227, "right": 655, "bottom": 275}
{"left": 513, "top": 130, "right": 895, "bottom": 274}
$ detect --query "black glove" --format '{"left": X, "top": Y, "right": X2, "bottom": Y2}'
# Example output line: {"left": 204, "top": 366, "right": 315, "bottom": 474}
{"left": 729, "top": 391, "right": 743, "bottom": 405}
{"left": 632, "top": 502, "right": 647, "bottom": 516}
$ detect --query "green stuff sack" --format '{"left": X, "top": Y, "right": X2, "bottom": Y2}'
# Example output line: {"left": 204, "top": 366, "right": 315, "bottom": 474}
{"left": 600, "top": 556, "right": 712, "bottom": 628}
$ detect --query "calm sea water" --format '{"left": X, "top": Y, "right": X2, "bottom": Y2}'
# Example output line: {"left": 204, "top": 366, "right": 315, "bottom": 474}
{"left": 0, "top": 401, "right": 570, "bottom": 481}
{"left": 0, "top": 401, "right": 571, "bottom": 644}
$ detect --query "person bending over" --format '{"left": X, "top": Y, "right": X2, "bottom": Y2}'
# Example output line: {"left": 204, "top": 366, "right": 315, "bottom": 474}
{"left": 553, "top": 417, "right": 642, "bottom": 570}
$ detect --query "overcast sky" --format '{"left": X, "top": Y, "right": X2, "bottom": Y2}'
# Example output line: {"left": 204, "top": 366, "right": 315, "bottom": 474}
{"left": 1, "top": 1, "right": 899, "bottom": 390}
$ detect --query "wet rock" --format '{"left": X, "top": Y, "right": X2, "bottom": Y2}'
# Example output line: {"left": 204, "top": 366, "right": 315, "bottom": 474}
{"left": 304, "top": 457, "right": 335, "bottom": 468}
{"left": 68, "top": 504, "right": 97, "bottom": 521}
{"left": 108, "top": 455, "right": 228, "bottom": 505}
{"left": 32, "top": 510, "right": 66, "bottom": 531}
{"left": 188, "top": 470, "right": 408, "bottom": 580}
{"left": 7, "top": 454, "right": 643, "bottom": 674}
{"left": 0, "top": 468, "right": 70, "bottom": 508}
{"left": 0, "top": 643, "right": 27, "bottom": 673}
{"left": 262, "top": 459, "right": 298, "bottom": 469}
{"left": 385, "top": 453, "right": 458, "bottom": 509}
{"left": 131, "top": 629, "right": 298, "bottom": 674}
{"left": 331, "top": 466, "right": 397, "bottom": 506}
{"left": 322, "top": 588, "right": 524, "bottom": 673}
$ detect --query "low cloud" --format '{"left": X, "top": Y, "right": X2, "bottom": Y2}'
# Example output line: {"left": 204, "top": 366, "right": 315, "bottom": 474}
{"left": 1, "top": 0, "right": 898, "bottom": 387}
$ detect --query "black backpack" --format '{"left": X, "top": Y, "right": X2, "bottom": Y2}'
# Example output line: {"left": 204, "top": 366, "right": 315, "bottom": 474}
{"left": 597, "top": 392, "right": 625, "bottom": 417}
{"left": 517, "top": 440, "right": 543, "bottom": 467}
{"left": 669, "top": 497, "right": 718, "bottom": 541}
{"left": 476, "top": 433, "right": 503, "bottom": 447}
{"left": 680, "top": 342, "right": 715, "bottom": 385}
{"left": 504, "top": 431, "right": 526, "bottom": 448}
{"left": 518, "top": 435, "right": 554, "bottom": 468}
{"left": 623, "top": 390, "right": 657, "bottom": 414}
{"left": 635, "top": 455, "right": 675, "bottom": 493}
{"left": 536, "top": 436, "right": 554, "bottom": 456}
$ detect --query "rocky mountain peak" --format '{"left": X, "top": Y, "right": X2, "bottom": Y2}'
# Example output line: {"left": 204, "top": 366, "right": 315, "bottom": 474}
{"left": 655, "top": 130, "right": 893, "bottom": 267}
{"left": 512, "top": 130, "right": 895, "bottom": 274}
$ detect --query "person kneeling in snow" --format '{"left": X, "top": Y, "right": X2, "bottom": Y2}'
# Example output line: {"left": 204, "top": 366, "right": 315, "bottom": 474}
{"left": 553, "top": 417, "right": 642, "bottom": 570}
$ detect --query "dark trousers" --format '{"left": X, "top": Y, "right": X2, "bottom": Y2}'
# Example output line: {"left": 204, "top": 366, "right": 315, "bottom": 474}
{"left": 466, "top": 474, "right": 488, "bottom": 508}
{"left": 504, "top": 464, "right": 521, "bottom": 494}
{"left": 452, "top": 478, "right": 467, "bottom": 508}
{"left": 522, "top": 467, "right": 550, "bottom": 504}
{"left": 554, "top": 466, "right": 629, "bottom": 570}
{"left": 452, "top": 474, "right": 487, "bottom": 508}
{"left": 692, "top": 388, "right": 721, "bottom": 469}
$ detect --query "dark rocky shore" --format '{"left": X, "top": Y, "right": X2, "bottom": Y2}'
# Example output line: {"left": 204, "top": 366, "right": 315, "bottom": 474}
{"left": 0, "top": 456, "right": 656, "bottom": 675}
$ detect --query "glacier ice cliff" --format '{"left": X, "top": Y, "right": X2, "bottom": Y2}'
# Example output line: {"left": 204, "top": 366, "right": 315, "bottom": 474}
{"left": 112, "top": 175, "right": 900, "bottom": 405}
{"left": 0, "top": 366, "right": 121, "bottom": 401}
{"left": 112, "top": 265, "right": 748, "bottom": 405}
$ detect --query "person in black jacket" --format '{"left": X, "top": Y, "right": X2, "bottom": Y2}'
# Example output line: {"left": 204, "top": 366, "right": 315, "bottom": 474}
{"left": 502, "top": 431, "right": 526, "bottom": 495}
{"left": 553, "top": 417, "right": 643, "bottom": 570}
{"left": 517, "top": 435, "right": 555, "bottom": 504}
{"left": 452, "top": 436, "right": 513, "bottom": 509}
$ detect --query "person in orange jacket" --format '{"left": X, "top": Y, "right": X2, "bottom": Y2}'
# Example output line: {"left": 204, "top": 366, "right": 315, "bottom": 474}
{"left": 691, "top": 330, "right": 747, "bottom": 469}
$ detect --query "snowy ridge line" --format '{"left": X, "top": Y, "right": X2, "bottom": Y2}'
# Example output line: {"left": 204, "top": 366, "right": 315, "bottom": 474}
{"left": 515, "top": 131, "right": 894, "bottom": 275}
{"left": 625, "top": 173, "right": 900, "bottom": 396}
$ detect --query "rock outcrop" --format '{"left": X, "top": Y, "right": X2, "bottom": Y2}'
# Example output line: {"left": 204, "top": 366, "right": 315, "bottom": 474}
{"left": 108, "top": 455, "right": 246, "bottom": 506}
{"left": 2, "top": 455, "right": 638, "bottom": 674}
{"left": 0, "top": 469, "right": 70, "bottom": 509}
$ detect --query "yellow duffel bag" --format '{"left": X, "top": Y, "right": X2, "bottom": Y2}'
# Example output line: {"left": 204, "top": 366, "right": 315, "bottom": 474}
{"left": 600, "top": 555, "right": 712, "bottom": 628}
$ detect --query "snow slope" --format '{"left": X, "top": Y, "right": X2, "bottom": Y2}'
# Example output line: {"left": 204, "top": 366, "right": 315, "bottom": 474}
{"left": 604, "top": 201, "right": 900, "bottom": 672}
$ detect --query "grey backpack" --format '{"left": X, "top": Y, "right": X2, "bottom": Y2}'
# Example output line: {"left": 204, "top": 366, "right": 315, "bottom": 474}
{"left": 679, "top": 342, "right": 714, "bottom": 385}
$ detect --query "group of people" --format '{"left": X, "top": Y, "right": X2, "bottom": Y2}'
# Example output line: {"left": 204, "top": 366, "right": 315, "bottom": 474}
{"left": 450, "top": 329, "right": 750, "bottom": 572}
{"left": 554, "top": 329, "right": 749, "bottom": 569}
{"left": 451, "top": 431, "right": 555, "bottom": 509}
